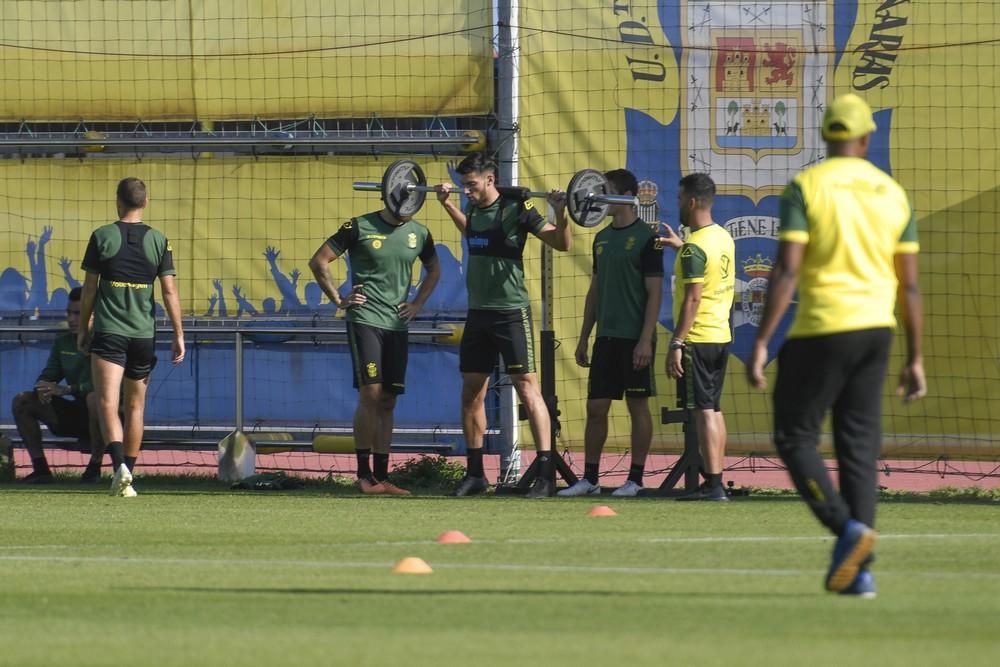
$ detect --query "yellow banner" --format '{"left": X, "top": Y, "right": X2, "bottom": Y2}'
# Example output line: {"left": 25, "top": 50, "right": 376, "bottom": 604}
{"left": 0, "top": 157, "right": 469, "bottom": 319}
{"left": 518, "top": 1, "right": 1000, "bottom": 451}
{"left": 0, "top": 1, "right": 493, "bottom": 120}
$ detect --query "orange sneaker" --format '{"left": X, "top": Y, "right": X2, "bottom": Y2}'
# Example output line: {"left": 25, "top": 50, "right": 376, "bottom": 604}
{"left": 377, "top": 480, "right": 411, "bottom": 496}
{"left": 357, "top": 478, "right": 386, "bottom": 495}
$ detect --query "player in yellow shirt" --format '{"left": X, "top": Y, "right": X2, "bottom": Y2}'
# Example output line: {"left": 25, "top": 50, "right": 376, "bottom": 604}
{"left": 747, "top": 94, "right": 926, "bottom": 598}
{"left": 661, "top": 173, "right": 735, "bottom": 501}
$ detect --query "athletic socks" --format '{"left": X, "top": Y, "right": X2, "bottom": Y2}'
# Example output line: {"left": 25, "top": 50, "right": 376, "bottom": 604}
{"left": 627, "top": 463, "right": 645, "bottom": 485}
{"left": 537, "top": 451, "right": 553, "bottom": 480}
{"left": 705, "top": 472, "right": 723, "bottom": 489}
{"left": 355, "top": 448, "right": 373, "bottom": 480}
{"left": 584, "top": 462, "right": 600, "bottom": 485}
{"left": 372, "top": 452, "right": 390, "bottom": 481}
{"left": 107, "top": 442, "right": 124, "bottom": 471}
{"left": 466, "top": 448, "right": 485, "bottom": 478}
{"left": 30, "top": 456, "right": 51, "bottom": 476}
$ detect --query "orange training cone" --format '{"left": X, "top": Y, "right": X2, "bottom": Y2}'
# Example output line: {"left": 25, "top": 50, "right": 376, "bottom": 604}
{"left": 437, "top": 530, "right": 472, "bottom": 544}
{"left": 392, "top": 557, "right": 433, "bottom": 574}
{"left": 588, "top": 505, "right": 618, "bottom": 517}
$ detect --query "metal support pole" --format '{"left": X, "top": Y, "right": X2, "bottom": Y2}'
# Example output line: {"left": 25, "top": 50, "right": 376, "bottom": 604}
{"left": 234, "top": 331, "right": 244, "bottom": 432}
{"left": 654, "top": 407, "right": 702, "bottom": 495}
{"left": 495, "top": 0, "right": 521, "bottom": 480}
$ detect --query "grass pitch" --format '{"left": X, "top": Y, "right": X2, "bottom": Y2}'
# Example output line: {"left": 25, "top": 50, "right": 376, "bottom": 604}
{"left": 0, "top": 479, "right": 998, "bottom": 667}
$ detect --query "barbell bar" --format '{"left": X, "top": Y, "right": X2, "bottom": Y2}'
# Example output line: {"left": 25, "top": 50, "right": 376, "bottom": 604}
{"left": 352, "top": 160, "right": 639, "bottom": 228}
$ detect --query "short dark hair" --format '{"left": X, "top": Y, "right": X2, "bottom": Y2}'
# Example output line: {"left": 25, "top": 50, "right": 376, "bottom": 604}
{"left": 116, "top": 177, "right": 147, "bottom": 210}
{"left": 678, "top": 173, "right": 716, "bottom": 207}
{"left": 68, "top": 287, "right": 82, "bottom": 303}
{"left": 455, "top": 151, "right": 498, "bottom": 178}
{"left": 604, "top": 169, "right": 638, "bottom": 197}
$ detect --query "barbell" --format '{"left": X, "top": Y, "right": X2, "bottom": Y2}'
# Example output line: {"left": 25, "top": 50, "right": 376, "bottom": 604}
{"left": 353, "top": 159, "right": 639, "bottom": 228}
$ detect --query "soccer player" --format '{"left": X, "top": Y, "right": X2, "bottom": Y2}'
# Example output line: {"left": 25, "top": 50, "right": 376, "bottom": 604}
{"left": 78, "top": 177, "right": 185, "bottom": 497}
{"left": 661, "top": 173, "right": 736, "bottom": 501}
{"left": 309, "top": 198, "right": 440, "bottom": 496}
{"left": 436, "top": 152, "right": 570, "bottom": 498}
{"left": 559, "top": 169, "right": 663, "bottom": 497}
{"left": 11, "top": 287, "right": 105, "bottom": 483}
{"left": 747, "top": 94, "right": 925, "bottom": 597}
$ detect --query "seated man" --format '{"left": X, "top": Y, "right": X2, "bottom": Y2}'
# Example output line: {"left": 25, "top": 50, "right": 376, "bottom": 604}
{"left": 11, "top": 287, "right": 104, "bottom": 483}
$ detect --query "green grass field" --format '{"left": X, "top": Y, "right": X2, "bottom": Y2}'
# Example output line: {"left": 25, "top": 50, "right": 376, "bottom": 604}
{"left": 1, "top": 480, "right": 998, "bottom": 667}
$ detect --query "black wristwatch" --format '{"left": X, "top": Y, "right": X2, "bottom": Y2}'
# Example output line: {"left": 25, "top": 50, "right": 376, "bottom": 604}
{"left": 669, "top": 339, "right": 686, "bottom": 351}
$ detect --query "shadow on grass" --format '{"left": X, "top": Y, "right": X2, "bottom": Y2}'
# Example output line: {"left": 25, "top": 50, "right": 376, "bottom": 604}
{"left": 1, "top": 478, "right": 996, "bottom": 504}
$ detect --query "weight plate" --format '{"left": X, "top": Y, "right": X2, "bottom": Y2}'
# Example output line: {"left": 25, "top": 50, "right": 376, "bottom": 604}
{"left": 381, "top": 159, "right": 427, "bottom": 219}
{"left": 566, "top": 168, "right": 611, "bottom": 228}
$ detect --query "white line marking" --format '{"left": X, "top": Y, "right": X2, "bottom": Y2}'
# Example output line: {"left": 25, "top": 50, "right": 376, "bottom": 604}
{"left": 0, "top": 554, "right": 997, "bottom": 580}
{"left": 642, "top": 533, "right": 1000, "bottom": 544}
{"left": 350, "top": 533, "right": 1000, "bottom": 547}
{"left": 0, "top": 545, "right": 70, "bottom": 550}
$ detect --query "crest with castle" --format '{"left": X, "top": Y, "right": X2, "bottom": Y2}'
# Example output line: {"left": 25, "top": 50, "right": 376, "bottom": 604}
{"left": 722, "top": 48, "right": 771, "bottom": 137}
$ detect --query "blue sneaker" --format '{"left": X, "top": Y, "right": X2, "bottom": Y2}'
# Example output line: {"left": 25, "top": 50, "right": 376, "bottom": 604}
{"left": 825, "top": 519, "right": 877, "bottom": 592}
{"left": 839, "top": 569, "right": 877, "bottom": 599}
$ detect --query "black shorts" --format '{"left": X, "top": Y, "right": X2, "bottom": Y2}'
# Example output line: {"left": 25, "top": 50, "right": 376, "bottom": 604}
{"left": 90, "top": 333, "right": 157, "bottom": 380}
{"left": 347, "top": 321, "right": 408, "bottom": 394}
{"left": 677, "top": 342, "right": 729, "bottom": 411}
{"left": 588, "top": 337, "right": 656, "bottom": 400}
{"left": 459, "top": 308, "right": 535, "bottom": 375}
{"left": 43, "top": 395, "right": 91, "bottom": 441}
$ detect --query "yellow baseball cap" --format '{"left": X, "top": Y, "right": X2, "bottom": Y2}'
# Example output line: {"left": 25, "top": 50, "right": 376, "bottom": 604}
{"left": 822, "top": 93, "right": 877, "bottom": 140}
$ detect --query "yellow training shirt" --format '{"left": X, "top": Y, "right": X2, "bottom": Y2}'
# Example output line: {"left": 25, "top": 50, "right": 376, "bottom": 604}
{"left": 779, "top": 156, "right": 918, "bottom": 338}
{"left": 672, "top": 223, "right": 736, "bottom": 343}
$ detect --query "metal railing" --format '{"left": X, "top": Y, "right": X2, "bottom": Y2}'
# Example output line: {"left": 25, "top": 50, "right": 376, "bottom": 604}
{"left": 0, "top": 318, "right": 495, "bottom": 453}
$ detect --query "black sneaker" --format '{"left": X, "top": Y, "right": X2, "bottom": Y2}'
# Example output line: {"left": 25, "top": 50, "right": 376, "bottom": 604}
{"left": 20, "top": 470, "right": 54, "bottom": 485}
{"left": 676, "top": 483, "right": 729, "bottom": 501}
{"left": 80, "top": 464, "right": 102, "bottom": 484}
{"left": 452, "top": 475, "right": 489, "bottom": 497}
{"left": 525, "top": 477, "right": 555, "bottom": 498}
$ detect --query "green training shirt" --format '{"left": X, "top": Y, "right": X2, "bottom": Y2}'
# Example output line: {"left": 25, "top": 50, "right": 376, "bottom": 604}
{"left": 464, "top": 195, "right": 546, "bottom": 310}
{"left": 37, "top": 333, "right": 93, "bottom": 397}
{"left": 81, "top": 221, "right": 175, "bottom": 339}
{"left": 326, "top": 211, "right": 437, "bottom": 331}
{"left": 592, "top": 219, "right": 664, "bottom": 340}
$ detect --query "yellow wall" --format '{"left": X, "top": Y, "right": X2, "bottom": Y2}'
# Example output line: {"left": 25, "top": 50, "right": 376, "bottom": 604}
{"left": 0, "top": 1, "right": 493, "bottom": 120}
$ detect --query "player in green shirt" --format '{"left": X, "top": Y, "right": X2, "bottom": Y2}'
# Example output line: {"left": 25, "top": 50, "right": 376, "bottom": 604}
{"left": 560, "top": 169, "right": 664, "bottom": 498}
{"left": 309, "top": 205, "right": 440, "bottom": 495}
{"left": 11, "top": 287, "right": 105, "bottom": 483}
{"left": 79, "top": 177, "right": 185, "bottom": 498}
{"left": 436, "top": 152, "right": 570, "bottom": 498}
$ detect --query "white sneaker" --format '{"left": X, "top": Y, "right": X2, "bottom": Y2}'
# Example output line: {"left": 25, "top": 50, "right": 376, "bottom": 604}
{"left": 557, "top": 479, "right": 601, "bottom": 497}
{"left": 612, "top": 480, "right": 643, "bottom": 497}
{"left": 120, "top": 485, "right": 138, "bottom": 498}
{"left": 110, "top": 464, "right": 133, "bottom": 497}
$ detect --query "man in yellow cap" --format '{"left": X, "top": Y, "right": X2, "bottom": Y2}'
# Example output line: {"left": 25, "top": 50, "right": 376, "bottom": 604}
{"left": 747, "top": 94, "right": 926, "bottom": 598}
